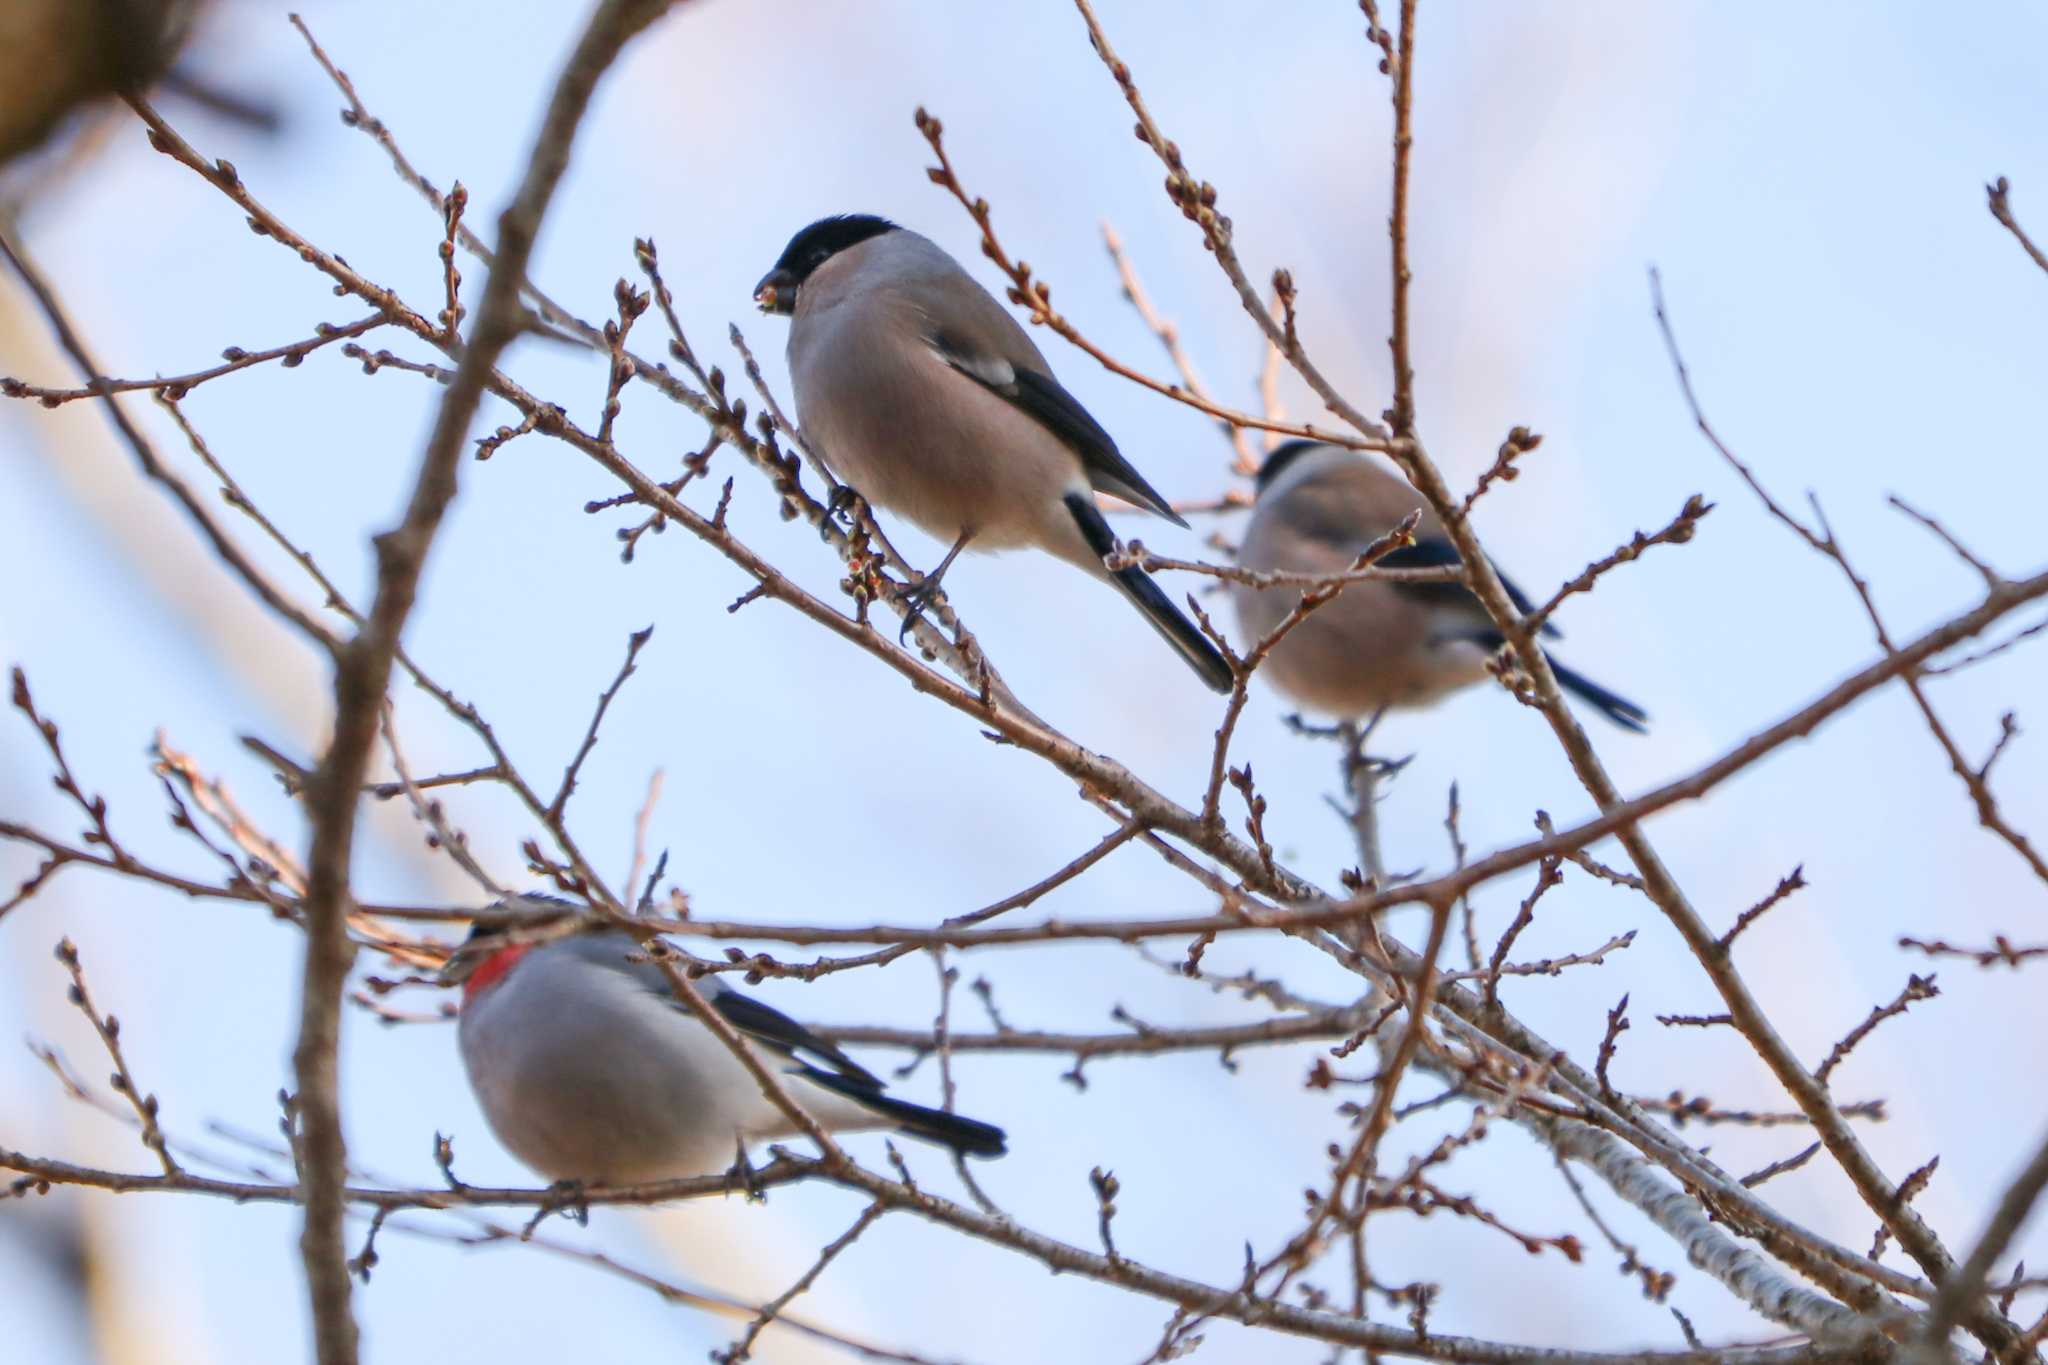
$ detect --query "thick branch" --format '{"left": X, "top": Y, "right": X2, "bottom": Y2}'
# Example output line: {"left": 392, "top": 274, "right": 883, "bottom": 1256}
{"left": 247, "top": 5, "right": 679, "bottom": 1360}
{"left": 1541, "top": 1117, "right": 1903, "bottom": 1343}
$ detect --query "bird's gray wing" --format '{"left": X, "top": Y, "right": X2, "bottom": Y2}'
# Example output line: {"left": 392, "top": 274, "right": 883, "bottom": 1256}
{"left": 923, "top": 323, "right": 1189, "bottom": 528}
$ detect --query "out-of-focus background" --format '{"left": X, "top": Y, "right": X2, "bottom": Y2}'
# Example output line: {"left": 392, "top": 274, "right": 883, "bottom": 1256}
{"left": 3, "top": 2, "right": 2045, "bottom": 1361}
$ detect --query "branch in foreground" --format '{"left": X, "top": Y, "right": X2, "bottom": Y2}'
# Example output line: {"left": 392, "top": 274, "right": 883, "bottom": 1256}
{"left": 209, "top": 4, "right": 682, "bottom": 1360}
{"left": 0, "top": 232, "right": 344, "bottom": 657}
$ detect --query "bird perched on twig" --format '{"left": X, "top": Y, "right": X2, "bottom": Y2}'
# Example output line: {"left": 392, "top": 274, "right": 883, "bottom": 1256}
{"left": 754, "top": 214, "right": 1234, "bottom": 693}
{"left": 1232, "top": 440, "right": 1647, "bottom": 731}
{"left": 441, "top": 898, "right": 1006, "bottom": 1185}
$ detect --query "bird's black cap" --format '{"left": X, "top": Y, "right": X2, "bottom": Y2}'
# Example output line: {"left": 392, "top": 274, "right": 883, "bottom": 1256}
{"left": 1254, "top": 438, "right": 1331, "bottom": 493}
{"left": 754, "top": 214, "right": 899, "bottom": 313}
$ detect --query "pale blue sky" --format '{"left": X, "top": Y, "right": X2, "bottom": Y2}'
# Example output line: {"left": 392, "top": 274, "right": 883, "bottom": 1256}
{"left": 3, "top": 2, "right": 2045, "bottom": 1361}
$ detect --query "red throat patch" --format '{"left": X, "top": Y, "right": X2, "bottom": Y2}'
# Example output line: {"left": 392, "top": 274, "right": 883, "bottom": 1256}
{"left": 462, "top": 943, "right": 532, "bottom": 1002}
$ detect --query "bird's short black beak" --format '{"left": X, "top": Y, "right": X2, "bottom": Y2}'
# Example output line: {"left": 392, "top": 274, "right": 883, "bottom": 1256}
{"left": 753, "top": 267, "right": 797, "bottom": 315}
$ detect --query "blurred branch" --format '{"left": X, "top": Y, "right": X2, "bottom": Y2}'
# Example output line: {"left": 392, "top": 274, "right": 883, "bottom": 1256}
{"left": 1100, "top": 220, "right": 1259, "bottom": 476}
{"left": 150, "top": 6, "right": 684, "bottom": 1361}
{"left": 0, "top": 231, "right": 344, "bottom": 655}
{"left": 1106, "top": 543, "right": 1461, "bottom": 590}
{"left": 1987, "top": 178, "right": 2048, "bottom": 278}
{"left": 1898, "top": 936, "right": 2048, "bottom": 970}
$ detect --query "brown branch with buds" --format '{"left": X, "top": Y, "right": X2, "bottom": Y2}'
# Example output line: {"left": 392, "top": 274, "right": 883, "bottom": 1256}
{"left": 4, "top": 4, "right": 2046, "bottom": 1361}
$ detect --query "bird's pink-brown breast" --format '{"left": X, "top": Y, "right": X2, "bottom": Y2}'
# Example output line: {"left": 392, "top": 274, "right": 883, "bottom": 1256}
{"left": 1233, "top": 453, "right": 1473, "bottom": 714}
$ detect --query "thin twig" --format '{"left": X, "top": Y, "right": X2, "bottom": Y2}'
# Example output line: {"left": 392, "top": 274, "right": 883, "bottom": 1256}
{"left": 0, "top": 314, "right": 387, "bottom": 404}
{"left": 915, "top": 105, "right": 1385, "bottom": 454}
{"left": 224, "top": 7, "right": 680, "bottom": 1357}
{"left": 547, "top": 625, "right": 654, "bottom": 821}
{"left": 1721, "top": 867, "right": 1807, "bottom": 951}
{"left": 716, "top": 1200, "right": 889, "bottom": 1363}
{"left": 51, "top": 940, "right": 180, "bottom": 1176}
{"left": 1815, "top": 976, "right": 1939, "bottom": 1086}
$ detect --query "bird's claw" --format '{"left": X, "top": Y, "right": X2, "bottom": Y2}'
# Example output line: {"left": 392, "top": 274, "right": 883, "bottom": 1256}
{"left": 822, "top": 485, "right": 860, "bottom": 541}
{"left": 549, "top": 1179, "right": 590, "bottom": 1226}
{"left": 520, "top": 1179, "right": 589, "bottom": 1238}
{"left": 726, "top": 1138, "right": 767, "bottom": 1203}
{"left": 895, "top": 574, "right": 945, "bottom": 644}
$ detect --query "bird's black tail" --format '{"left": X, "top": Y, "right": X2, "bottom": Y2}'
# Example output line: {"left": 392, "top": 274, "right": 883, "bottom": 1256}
{"left": 1546, "top": 656, "right": 1649, "bottom": 733}
{"left": 1065, "top": 493, "right": 1235, "bottom": 694}
{"left": 800, "top": 1068, "right": 1008, "bottom": 1158}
